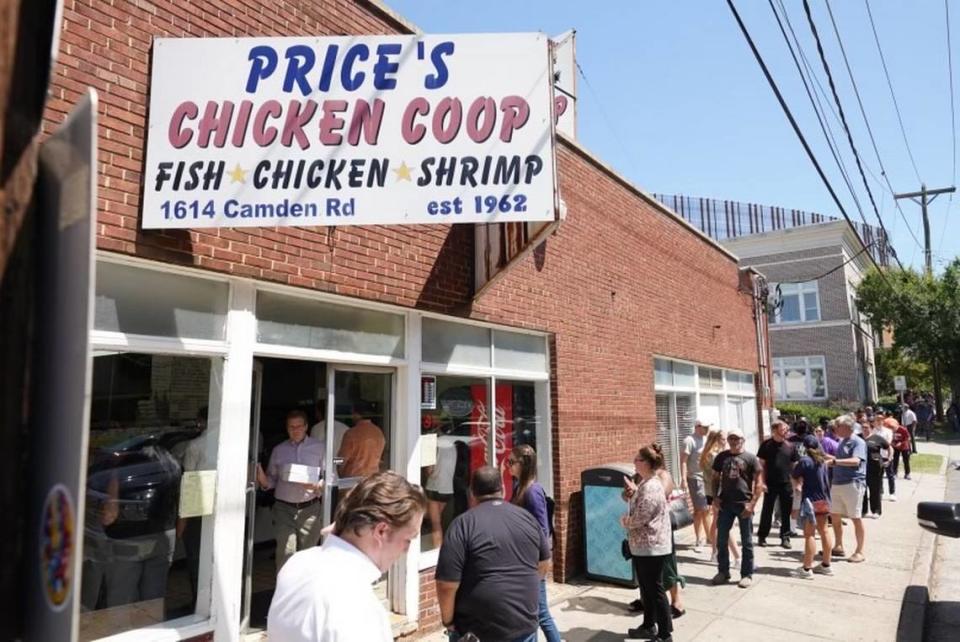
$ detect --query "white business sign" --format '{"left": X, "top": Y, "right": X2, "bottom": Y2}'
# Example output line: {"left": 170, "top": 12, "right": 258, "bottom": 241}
{"left": 894, "top": 375, "right": 907, "bottom": 391}
{"left": 142, "top": 34, "right": 557, "bottom": 229}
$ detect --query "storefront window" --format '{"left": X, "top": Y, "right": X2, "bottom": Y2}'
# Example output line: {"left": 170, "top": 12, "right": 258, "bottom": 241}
{"left": 493, "top": 330, "right": 548, "bottom": 373}
{"left": 81, "top": 353, "right": 219, "bottom": 641}
{"left": 420, "top": 376, "right": 489, "bottom": 552}
{"left": 256, "top": 290, "right": 405, "bottom": 357}
{"left": 421, "top": 317, "right": 491, "bottom": 367}
{"left": 95, "top": 261, "right": 228, "bottom": 340}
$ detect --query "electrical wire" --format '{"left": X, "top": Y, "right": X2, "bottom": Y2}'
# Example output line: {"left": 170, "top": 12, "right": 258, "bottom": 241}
{"left": 768, "top": 0, "right": 870, "bottom": 232}
{"left": 823, "top": 0, "right": 923, "bottom": 252}
{"left": 725, "top": 0, "right": 891, "bottom": 287}
{"left": 864, "top": 0, "right": 924, "bottom": 184}
{"left": 802, "top": 0, "right": 901, "bottom": 269}
{"left": 938, "top": 0, "right": 956, "bottom": 260}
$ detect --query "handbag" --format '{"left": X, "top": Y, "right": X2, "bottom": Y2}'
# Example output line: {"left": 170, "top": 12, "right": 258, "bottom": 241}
{"left": 621, "top": 538, "right": 632, "bottom": 560}
{"left": 668, "top": 495, "right": 694, "bottom": 531}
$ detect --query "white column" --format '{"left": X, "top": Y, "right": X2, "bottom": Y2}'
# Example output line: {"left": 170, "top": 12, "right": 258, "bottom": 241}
{"left": 393, "top": 311, "right": 422, "bottom": 619}
{"left": 211, "top": 281, "right": 256, "bottom": 641}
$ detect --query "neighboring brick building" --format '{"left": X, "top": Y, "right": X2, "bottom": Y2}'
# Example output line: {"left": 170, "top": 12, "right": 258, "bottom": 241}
{"left": 43, "top": 1, "right": 769, "bottom": 640}
{"left": 723, "top": 220, "right": 880, "bottom": 405}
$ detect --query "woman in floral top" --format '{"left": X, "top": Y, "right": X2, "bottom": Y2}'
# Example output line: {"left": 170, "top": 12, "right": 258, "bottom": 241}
{"left": 621, "top": 445, "right": 673, "bottom": 641}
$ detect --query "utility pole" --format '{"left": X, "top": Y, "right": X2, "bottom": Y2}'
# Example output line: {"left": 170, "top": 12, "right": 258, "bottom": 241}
{"left": 894, "top": 184, "right": 955, "bottom": 275}
{"left": 893, "top": 183, "right": 955, "bottom": 421}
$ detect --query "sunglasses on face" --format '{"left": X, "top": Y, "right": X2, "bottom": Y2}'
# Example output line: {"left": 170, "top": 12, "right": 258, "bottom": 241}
{"left": 507, "top": 458, "right": 518, "bottom": 465}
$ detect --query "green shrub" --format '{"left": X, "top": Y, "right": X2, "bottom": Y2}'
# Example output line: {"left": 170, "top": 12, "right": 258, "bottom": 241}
{"left": 776, "top": 402, "right": 851, "bottom": 425}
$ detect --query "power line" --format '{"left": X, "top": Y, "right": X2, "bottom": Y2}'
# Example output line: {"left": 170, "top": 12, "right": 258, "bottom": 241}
{"left": 939, "top": 0, "right": 956, "bottom": 259}
{"left": 725, "top": 0, "right": 890, "bottom": 285}
{"left": 822, "top": 0, "right": 923, "bottom": 252}
{"left": 768, "top": 0, "right": 871, "bottom": 232}
{"left": 802, "top": 0, "right": 902, "bottom": 269}
{"left": 864, "top": 0, "right": 924, "bottom": 183}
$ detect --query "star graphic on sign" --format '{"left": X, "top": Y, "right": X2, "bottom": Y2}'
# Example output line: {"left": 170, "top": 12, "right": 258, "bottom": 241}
{"left": 228, "top": 163, "right": 248, "bottom": 183}
{"left": 393, "top": 161, "right": 413, "bottom": 182}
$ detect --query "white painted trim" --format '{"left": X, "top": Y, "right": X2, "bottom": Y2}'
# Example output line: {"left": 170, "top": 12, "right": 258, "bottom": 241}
{"left": 254, "top": 277, "right": 414, "bottom": 317}
{"left": 769, "top": 319, "right": 852, "bottom": 331}
{"left": 213, "top": 280, "right": 257, "bottom": 641}
{"left": 420, "top": 309, "right": 551, "bottom": 338}
{"left": 91, "top": 330, "right": 229, "bottom": 355}
{"left": 420, "top": 361, "right": 550, "bottom": 381}
{"left": 88, "top": 617, "right": 212, "bottom": 642}
{"left": 418, "top": 548, "right": 440, "bottom": 571}
{"left": 252, "top": 342, "right": 406, "bottom": 367}
{"left": 97, "top": 250, "right": 230, "bottom": 283}
{"left": 401, "top": 313, "right": 422, "bottom": 617}
{"left": 744, "top": 252, "right": 845, "bottom": 269}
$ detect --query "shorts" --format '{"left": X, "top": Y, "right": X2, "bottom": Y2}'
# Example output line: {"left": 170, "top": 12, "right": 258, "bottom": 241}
{"left": 686, "top": 476, "right": 708, "bottom": 510}
{"left": 425, "top": 489, "right": 453, "bottom": 503}
{"left": 832, "top": 482, "right": 865, "bottom": 519}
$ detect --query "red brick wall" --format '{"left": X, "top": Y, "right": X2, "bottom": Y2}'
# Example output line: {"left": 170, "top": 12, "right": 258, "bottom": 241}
{"left": 43, "top": 0, "right": 763, "bottom": 637}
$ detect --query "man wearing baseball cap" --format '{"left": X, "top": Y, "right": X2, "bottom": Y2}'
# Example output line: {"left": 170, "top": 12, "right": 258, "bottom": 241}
{"left": 681, "top": 419, "right": 712, "bottom": 552}
{"left": 710, "top": 427, "right": 764, "bottom": 589}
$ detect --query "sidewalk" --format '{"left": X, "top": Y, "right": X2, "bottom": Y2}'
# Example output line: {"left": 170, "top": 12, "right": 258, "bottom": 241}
{"left": 419, "top": 443, "right": 949, "bottom": 641}
{"left": 923, "top": 436, "right": 960, "bottom": 641}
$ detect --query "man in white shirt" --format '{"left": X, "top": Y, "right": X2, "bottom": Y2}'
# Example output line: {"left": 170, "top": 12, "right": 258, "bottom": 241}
{"left": 311, "top": 399, "right": 350, "bottom": 457}
{"left": 267, "top": 471, "right": 426, "bottom": 642}
{"left": 901, "top": 404, "right": 918, "bottom": 454}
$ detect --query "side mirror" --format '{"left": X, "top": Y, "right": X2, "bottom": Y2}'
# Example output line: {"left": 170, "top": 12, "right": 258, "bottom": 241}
{"left": 917, "top": 502, "right": 960, "bottom": 538}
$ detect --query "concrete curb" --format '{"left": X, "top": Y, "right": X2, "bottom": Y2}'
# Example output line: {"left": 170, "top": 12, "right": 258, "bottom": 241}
{"left": 897, "top": 526, "right": 936, "bottom": 642}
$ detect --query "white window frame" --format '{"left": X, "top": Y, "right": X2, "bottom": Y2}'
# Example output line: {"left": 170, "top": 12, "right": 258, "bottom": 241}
{"left": 772, "top": 355, "right": 828, "bottom": 401}
{"left": 653, "top": 356, "right": 757, "bottom": 477}
{"left": 417, "top": 313, "right": 552, "bottom": 570}
{"left": 90, "top": 254, "right": 556, "bottom": 637}
{"left": 769, "top": 281, "right": 821, "bottom": 325}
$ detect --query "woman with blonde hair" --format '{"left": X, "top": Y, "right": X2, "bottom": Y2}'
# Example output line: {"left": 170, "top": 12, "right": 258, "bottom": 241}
{"left": 700, "top": 429, "right": 740, "bottom": 564}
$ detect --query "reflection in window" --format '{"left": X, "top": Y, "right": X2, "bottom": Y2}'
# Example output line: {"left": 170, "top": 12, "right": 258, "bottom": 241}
{"left": 420, "top": 377, "right": 489, "bottom": 552}
{"left": 772, "top": 356, "right": 827, "bottom": 400}
{"left": 769, "top": 281, "right": 820, "bottom": 325}
{"left": 82, "top": 353, "right": 217, "bottom": 641}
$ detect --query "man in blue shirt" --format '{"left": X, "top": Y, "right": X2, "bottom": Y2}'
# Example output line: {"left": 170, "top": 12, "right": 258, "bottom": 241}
{"left": 829, "top": 415, "right": 868, "bottom": 563}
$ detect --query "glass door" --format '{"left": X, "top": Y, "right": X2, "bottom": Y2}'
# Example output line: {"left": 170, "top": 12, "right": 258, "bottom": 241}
{"left": 324, "top": 367, "right": 394, "bottom": 611}
{"left": 324, "top": 368, "right": 394, "bottom": 522}
{"left": 240, "top": 360, "right": 263, "bottom": 632}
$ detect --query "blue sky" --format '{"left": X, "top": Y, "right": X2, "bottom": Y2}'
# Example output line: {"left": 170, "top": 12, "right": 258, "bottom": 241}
{"left": 386, "top": 0, "right": 958, "bottom": 272}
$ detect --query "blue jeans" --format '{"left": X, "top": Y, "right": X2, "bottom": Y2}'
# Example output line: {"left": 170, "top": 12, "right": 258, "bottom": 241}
{"left": 716, "top": 506, "right": 754, "bottom": 578}
{"left": 538, "top": 578, "right": 562, "bottom": 642}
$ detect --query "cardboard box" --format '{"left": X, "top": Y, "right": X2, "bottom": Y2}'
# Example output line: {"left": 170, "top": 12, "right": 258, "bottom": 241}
{"left": 280, "top": 463, "right": 322, "bottom": 484}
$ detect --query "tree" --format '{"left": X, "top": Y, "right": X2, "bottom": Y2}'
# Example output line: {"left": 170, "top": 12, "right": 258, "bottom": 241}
{"left": 856, "top": 259, "right": 960, "bottom": 411}
{"left": 874, "top": 346, "right": 932, "bottom": 396}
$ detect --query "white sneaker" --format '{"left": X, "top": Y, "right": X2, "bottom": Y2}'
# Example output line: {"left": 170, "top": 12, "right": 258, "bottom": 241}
{"left": 692, "top": 539, "right": 703, "bottom": 553}
{"left": 888, "top": 495, "right": 898, "bottom": 502}
{"left": 813, "top": 564, "right": 834, "bottom": 576}
{"left": 791, "top": 566, "right": 814, "bottom": 580}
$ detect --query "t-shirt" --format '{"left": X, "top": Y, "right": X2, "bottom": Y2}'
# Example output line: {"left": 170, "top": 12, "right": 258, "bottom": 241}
{"left": 712, "top": 450, "right": 760, "bottom": 510}
{"left": 756, "top": 438, "right": 798, "bottom": 486}
{"left": 516, "top": 480, "right": 551, "bottom": 545}
{"left": 792, "top": 456, "right": 831, "bottom": 503}
{"left": 436, "top": 499, "right": 550, "bottom": 640}
{"left": 683, "top": 433, "right": 706, "bottom": 477}
{"left": 833, "top": 435, "right": 867, "bottom": 485}
{"left": 901, "top": 408, "right": 917, "bottom": 427}
{"left": 819, "top": 435, "right": 839, "bottom": 456}
{"left": 864, "top": 434, "right": 891, "bottom": 472}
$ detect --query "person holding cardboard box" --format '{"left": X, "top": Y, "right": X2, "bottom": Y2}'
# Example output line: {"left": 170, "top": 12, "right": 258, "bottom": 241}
{"left": 257, "top": 409, "right": 326, "bottom": 572}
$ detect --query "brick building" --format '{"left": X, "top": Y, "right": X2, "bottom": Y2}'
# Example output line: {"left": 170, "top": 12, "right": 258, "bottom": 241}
{"left": 723, "top": 220, "right": 880, "bottom": 405}
{"left": 43, "top": 1, "right": 770, "bottom": 640}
